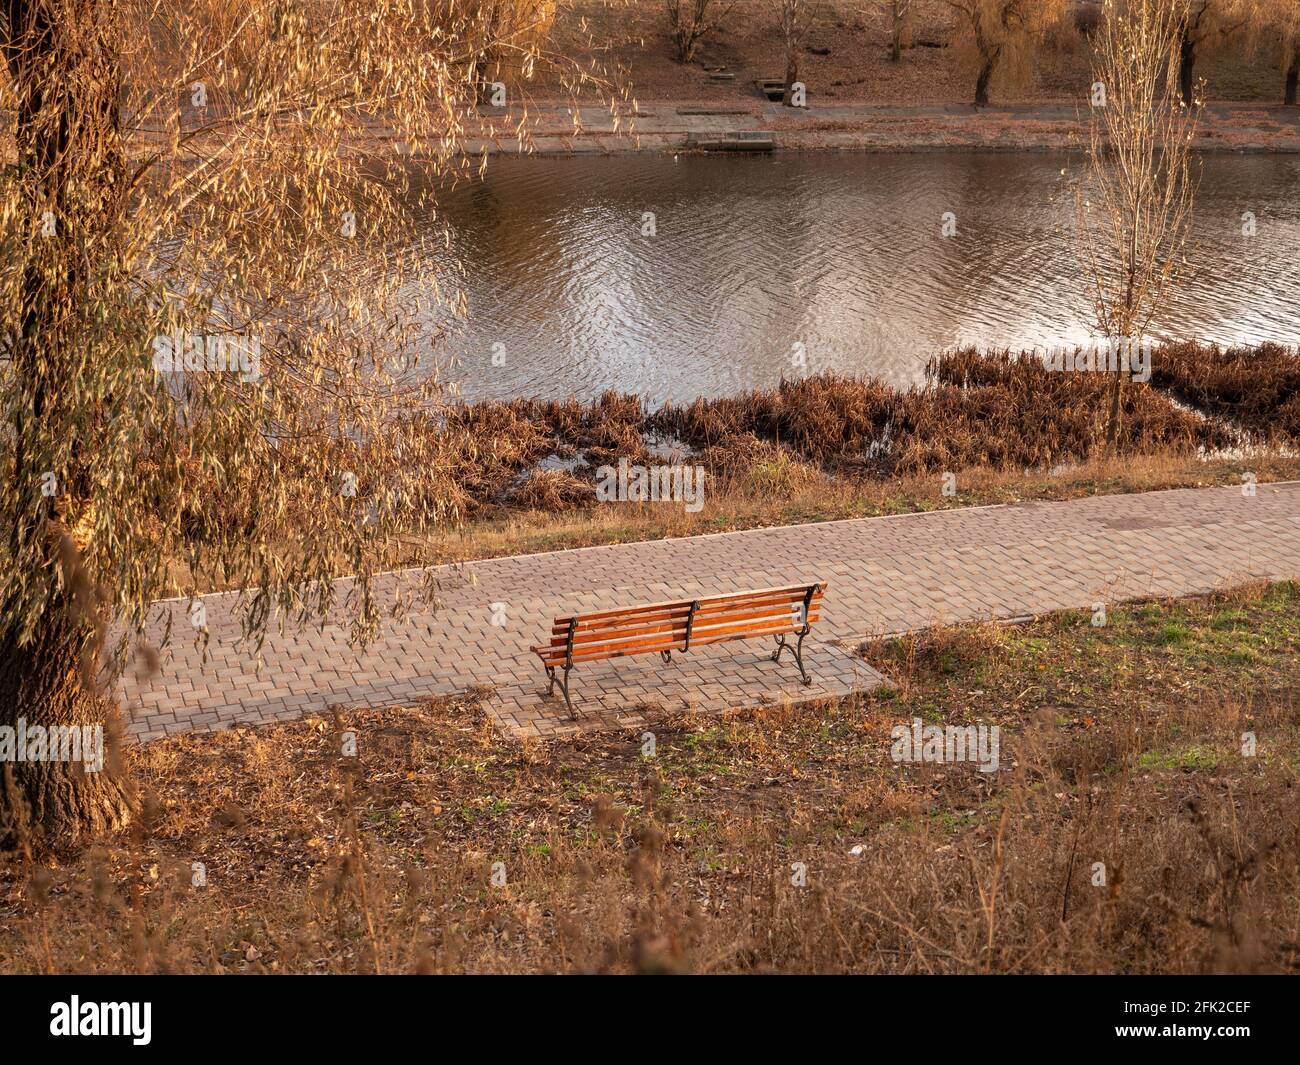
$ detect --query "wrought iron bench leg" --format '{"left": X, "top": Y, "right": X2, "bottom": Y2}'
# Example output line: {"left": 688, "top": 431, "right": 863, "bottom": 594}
{"left": 543, "top": 664, "right": 577, "bottom": 718}
{"left": 792, "top": 629, "right": 811, "bottom": 685}
{"left": 559, "top": 664, "right": 574, "bottom": 718}
{"left": 772, "top": 632, "right": 811, "bottom": 685}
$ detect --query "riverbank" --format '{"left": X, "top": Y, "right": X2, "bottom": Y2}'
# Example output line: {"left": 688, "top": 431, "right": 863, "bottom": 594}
{"left": 545, "top": 0, "right": 1286, "bottom": 110}
{"left": 171, "top": 343, "right": 1300, "bottom": 587}
{"left": 466, "top": 100, "right": 1300, "bottom": 156}
{"left": 443, "top": 343, "right": 1297, "bottom": 509}
{"left": 405, "top": 453, "right": 1300, "bottom": 570}
{"left": 476, "top": 0, "right": 1300, "bottom": 156}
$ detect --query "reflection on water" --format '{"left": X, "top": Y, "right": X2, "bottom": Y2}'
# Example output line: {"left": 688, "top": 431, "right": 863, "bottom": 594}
{"left": 394, "top": 151, "right": 1300, "bottom": 405}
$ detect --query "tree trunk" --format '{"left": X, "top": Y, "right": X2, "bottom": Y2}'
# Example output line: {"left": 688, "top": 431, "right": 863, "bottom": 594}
{"left": 1104, "top": 374, "right": 1125, "bottom": 455}
{"left": 1179, "top": 34, "right": 1197, "bottom": 107}
{"left": 782, "top": 47, "right": 800, "bottom": 106}
{"left": 0, "top": 599, "right": 132, "bottom": 849}
{"left": 1286, "top": 52, "right": 1299, "bottom": 106}
{"left": 1, "top": 0, "right": 134, "bottom": 848}
{"left": 975, "top": 55, "right": 995, "bottom": 107}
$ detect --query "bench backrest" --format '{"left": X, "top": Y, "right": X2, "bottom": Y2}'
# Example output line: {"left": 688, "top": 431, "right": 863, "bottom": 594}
{"left": 534, "top": 583, "right": 826, "bottom": 668}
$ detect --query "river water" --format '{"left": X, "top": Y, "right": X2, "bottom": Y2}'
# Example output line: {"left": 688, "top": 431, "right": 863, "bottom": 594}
{"left": 403, "top": 150, "right": 1300, "bottom": 405}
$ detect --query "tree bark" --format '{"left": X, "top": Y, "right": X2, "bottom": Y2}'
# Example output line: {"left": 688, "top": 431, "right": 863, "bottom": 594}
{"left": 1286, "top": 51, "right": 1299, "bottom": 106}
{"left": 782, "top": 47, "right": 800, "bottom": 105}
{"left": 975, "top": 54, "right": 995, "bottom": 106}
{"left": 1, "top": 0, "right": 134, "bottom": 847}
{"left": 1179, "top": 33, "right": 1197, "bottom": 107}
{"left": 1104, "top": 374, "right": 1125, "bottom": 455}
{"left": 0, "top": 595, "right": 132, "bottom": 849}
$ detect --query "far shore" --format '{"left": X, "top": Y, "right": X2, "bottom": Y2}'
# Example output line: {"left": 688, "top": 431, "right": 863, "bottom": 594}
{"left": 460, "top": 99, "right": 1300, "bottom": 157}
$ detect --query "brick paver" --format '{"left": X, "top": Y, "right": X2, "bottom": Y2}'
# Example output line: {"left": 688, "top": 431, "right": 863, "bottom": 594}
{"left": 119, "top": 482, "right": 1300, "bottom": 742}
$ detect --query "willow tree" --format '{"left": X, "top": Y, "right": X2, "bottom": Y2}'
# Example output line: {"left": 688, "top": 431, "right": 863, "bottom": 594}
{"left": 1076, "top": 0, "right": 1197, "bottom": 451}
{"left": 1246, "top": 0, "right": 1300, "bottom": 104}
{"left": 0, "top": 0, "right": 590, "bottom": 845}
{"left": 1171, "top": 0, "right": 1248, "bottom": 105}
{"left": 943, "top": 0, "right": 1064, "bottom": 106}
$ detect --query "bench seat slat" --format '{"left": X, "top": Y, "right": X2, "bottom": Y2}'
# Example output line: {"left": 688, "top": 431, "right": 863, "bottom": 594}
{"left": 535, "top": 611, "right": 821, "bottom": 663}
{"left": 535, "top": 615, "right": 813, "bottom": 666}
{"left": 536, "top": 607, "right": 823, "bottom": 654}
{"left": 550, "top": 584, "right": 822, "bottom": 629}
{"left": 551, "top": 588, "right": 823, "bottom": 635}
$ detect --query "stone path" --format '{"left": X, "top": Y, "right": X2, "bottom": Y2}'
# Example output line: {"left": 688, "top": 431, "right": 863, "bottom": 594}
{"left": 119, "top": 482, "right": 1300, "bottom": 742}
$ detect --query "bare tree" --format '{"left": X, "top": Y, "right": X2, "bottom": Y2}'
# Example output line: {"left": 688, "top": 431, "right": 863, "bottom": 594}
{"left": 944, "top": 0, "right": 1065, "bottom": 106}
{"left": 1076, "top": 0, "right": 1198, "bottom": 451}
{"left": 0, "top": 0, "right": 595, "bottom": 845}
{"left": 778, "top": 0, "right": 814, "bottom": 105}
{"left": 666, "top": 0, "right": 732, "bottom": 63}
{"left": 880, "top": 0, "right": 914, "bottom": 61}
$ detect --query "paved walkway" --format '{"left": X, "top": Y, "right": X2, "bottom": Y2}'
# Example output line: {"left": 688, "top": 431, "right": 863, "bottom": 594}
{"left": 119, "top": 482, "right": 1300, "bottom": 742}
{"left": 459, "top": 101, "right": 1300, "bottom": 156}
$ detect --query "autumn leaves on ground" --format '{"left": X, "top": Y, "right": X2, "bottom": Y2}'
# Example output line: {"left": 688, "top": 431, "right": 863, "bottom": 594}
{"left": 547, "top": 0, "right": 1298, "bottom": 109}
{"left": 1, "top": 583, "right": 1295, "bottom": 973}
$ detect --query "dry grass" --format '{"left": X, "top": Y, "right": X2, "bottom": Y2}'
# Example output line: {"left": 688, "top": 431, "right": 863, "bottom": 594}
{"left": 384, "top": 449, "right": 1300, "bottom": 570}
{"left": 170, "top": 343, "right": 1299, "bottom": 586}
{"left": 419, "top": 343, "right": 1257, "bottom": 520}
{"left": 1150, "top": 342, "right": 1300, "bottom": 444}
{"left": 654, "top": 347, "right": 1233, "bottom": 473}
{"left": 2, "top": 581, "right": 1296, "bottom": 974}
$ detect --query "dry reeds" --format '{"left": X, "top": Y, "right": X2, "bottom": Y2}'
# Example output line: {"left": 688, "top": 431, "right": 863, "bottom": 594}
{"left": 1151, "top": 341, "right": 1300, "bottom": 444}
{"left": 652, "top": 348, "right": 1232, "bottom": 475}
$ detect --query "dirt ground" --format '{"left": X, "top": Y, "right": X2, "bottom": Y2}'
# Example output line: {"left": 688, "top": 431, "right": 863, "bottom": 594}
{"left": 542, "top": 0, "right": 1284, "bottom": 106}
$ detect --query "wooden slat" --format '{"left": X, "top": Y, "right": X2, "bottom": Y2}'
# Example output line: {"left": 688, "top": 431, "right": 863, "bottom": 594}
{"left": 535, "top": 615, "right": 809, "bottom": 666}
{"left": 533, "top": 609, "right": 822, "bottom": 662}
{"left": 552, "top": 587, "right": 823, "bottom": 635}
{"left": 538, "top": 618, "right": 822, "bottom": 662}
{"left": 549, "top": 633, "right": 680, "bottom": 663}
{"left": 540, "top": 600, "right": 821, "bottom": 650}
{"left": 542, "top": 603, "right": 822, "bottom": 651}
{"left": 533, "top": 582, "right": 827, "bottom": 667}
{"left": 551, "top": 583, "right": 822, "bottom": 628}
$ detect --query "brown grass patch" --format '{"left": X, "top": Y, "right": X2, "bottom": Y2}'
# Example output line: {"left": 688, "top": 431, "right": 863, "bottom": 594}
{"left": 1150, "top": 341, "right": 1300, "bottom": 444}
{"left": 653, "top": 348, "right": 1232, "bottom": 474}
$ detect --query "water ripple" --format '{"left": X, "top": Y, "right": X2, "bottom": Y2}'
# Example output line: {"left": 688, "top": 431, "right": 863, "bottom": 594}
{"left": 378, "top": 151, "right": 1300, "bottom": 406}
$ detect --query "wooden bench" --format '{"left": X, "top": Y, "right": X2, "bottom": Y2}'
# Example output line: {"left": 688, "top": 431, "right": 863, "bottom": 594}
{"left": 531, "top": 582, "right": 826, "bottom": 717}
